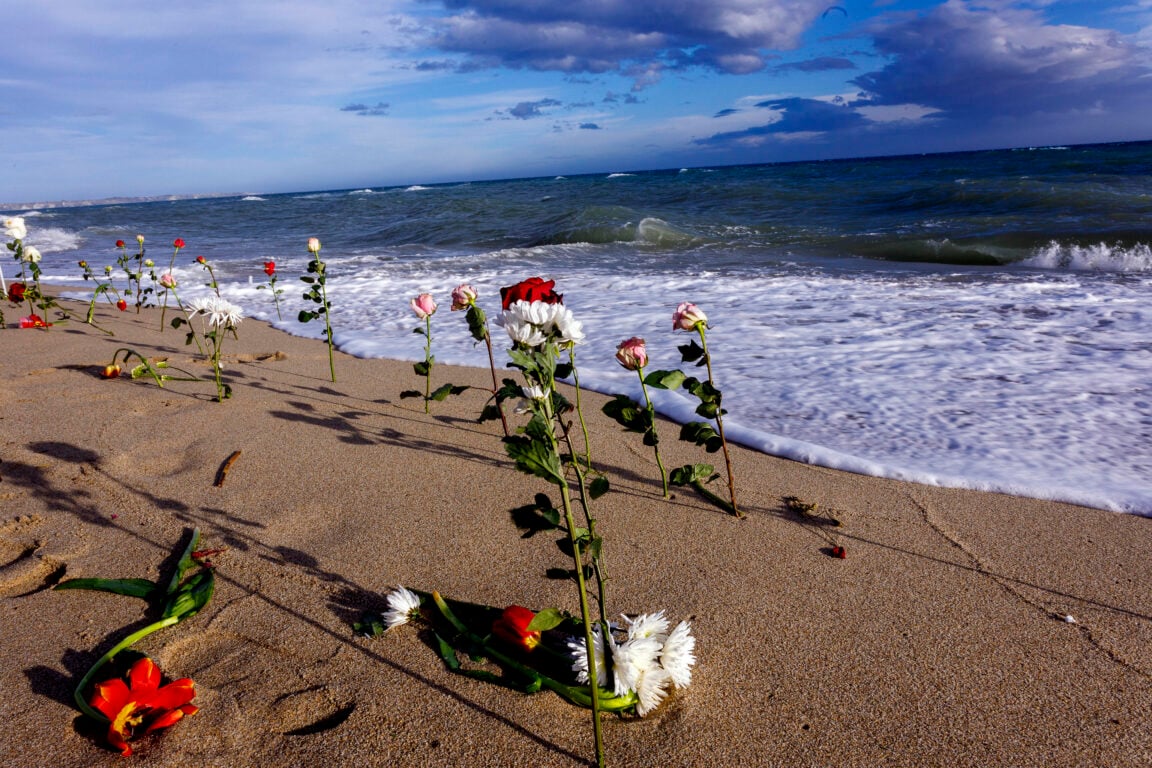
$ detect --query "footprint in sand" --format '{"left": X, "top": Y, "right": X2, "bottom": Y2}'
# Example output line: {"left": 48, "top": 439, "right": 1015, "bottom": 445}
{"left": 0, "top": 514, "right": 84, "bottom": 597}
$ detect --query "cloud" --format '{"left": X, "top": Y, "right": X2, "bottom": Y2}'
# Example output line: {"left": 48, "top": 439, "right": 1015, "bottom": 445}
{"left": 579, "top": 122, "right": 601, "bottom": 130}
{"left": 696, "top": 97, "right": 870, "bottom": 146}
{"left": 852, "top": 0, "right": 1152, "bottom": 119}
{"left": 508, "top": 97, "right": 562, "bottom": 119}
{"left": 774, "top": 56, "right": 856, "bottom": 73}
{"left": 341, "top": 102, "right": 391, "bottom": 116}
{"left": 427, "top": 0, "right": 833, "bottom": 84}
{"left": 713, "top": 108, "right": 741, "bottom": 118}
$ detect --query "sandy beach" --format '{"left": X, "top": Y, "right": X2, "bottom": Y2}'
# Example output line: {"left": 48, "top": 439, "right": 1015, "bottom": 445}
{"left": 1, "top": 297, "right": 1150, "bottom": 767}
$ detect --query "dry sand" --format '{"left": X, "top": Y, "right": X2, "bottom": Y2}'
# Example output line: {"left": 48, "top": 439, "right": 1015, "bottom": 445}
{"left": 1, "top": 298, "right": 1150, "bottom": 767}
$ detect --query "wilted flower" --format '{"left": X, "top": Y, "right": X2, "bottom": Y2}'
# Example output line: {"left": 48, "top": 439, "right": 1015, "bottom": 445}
{"left": 491, "top": 605, "right": 541, "bottom": 652}
{"left": 19, "top": 314, "right": 49, "bottom": 328}
{"left": 307, "top": 237, "right": 321, "bottom": 254}
{"left": 615, "top": 337, "right": 648, "bottom": 371}
{"left": 7, "top": 282, "right": 25, "bottom": 303}
{"left": 450, "top": 283, "right": 477, "bottom": 311}
{"left": 88, "top": 657, "right": 198, "bottom": 757}
{"left": 4, "top": 216, "right": 27, "bottom": 240}
{"left": 159, "top": 273, "right": 177, "bottom": 289}
{"left": 101, "top": 364, "right": 122, "bottom": 379}
{"left": 263, "top": 261, "right": 275, "bottom": 276}
{"left": 672, "top": 302, "right": 707, "bottom": 331}
{"left": 21, "top": 246, "right": 41, "bottom": 263}
{"left": 521, "top": 384, "right": 548, "bottom": 401}
{"left": 410, "top": 293, "right": 437, "bottom": 320}
{"left": 382, "top": 586, "right": 422, "bottom": 629}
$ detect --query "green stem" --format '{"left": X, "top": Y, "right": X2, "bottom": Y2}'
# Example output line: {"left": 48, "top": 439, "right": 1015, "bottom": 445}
{"left": 424, "top": 315, "right": 433, "bottom": 413}
{"left": 696, "top": 325, "right": 740, "bottom": 517}
{"left": 568, "top": 348, "right": 594, "bottom": 472}
{"left": 636, "top": 367, "right": 669, "bottom": 498}
{"left": 320, "top": 276, "right": 335, "bottom": 383}
{"left": 482, "top": 329, "right": 510, "bottom": 437}
{"left": 542, "top": 391, "right": 605, "bottom": 767}
{"left": 72, "top": 616, "right": 181, "bottom": 722}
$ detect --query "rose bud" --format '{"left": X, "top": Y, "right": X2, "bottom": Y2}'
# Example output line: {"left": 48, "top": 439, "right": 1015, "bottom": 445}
{"left": 115, "top": 239, "right": 126, "bottom": 248}
{"left": 116, "top": 299, "right": 128, "bottom": 311}
{"left": 263, "top": 261, "right": 276, "bottom": 276}
{"left": 491, "top": 605, "right": 541, "bottom": 652}
{"left": 450, "top": 284, "right": 477, "bottom": 311}
{"left": 410, "top": 293, "right": 437, "bottom": 319}
{"left": 307, "top": 237, "right": 321, "bottom": 253}
{"left": 673, "top": 302, "right": 708, "bottom": 331}
{"left": 615, "top": 337, "right": 648, "bottom": 371}
{"left": 159, "top": 273, "right": 177, "bottom": 289}
{"left": 173, "top": 238, "right": 185, "bottom": 249}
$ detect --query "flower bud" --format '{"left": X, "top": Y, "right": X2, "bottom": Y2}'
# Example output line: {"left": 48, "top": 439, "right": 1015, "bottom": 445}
{"left": 410, "top": 292, "right": 437, "bottom": 320}
{"left": 450, "top": 284, "right": 477, "bottom": 311}
{"left": 615, "top": 337, "right": 648, "bottom": 371}
{"left": 22, "top": 246, "right": 41, "bottom": 263}
{"left": 160, "top": 273, "right": 177, "bottom": 289}
{"left": 173, "top": 238, "right": 185, "bottom": 249}
{"left": 144, "top": 259, "right": 154, "bottom": 268}
{"left": 263, "top": 261, "right": 276, "bottom": 276}
{"left": 115, "top": 239, "right": 126, "bottom": 248}
{"left": 307, "top": 237, "right": 321, "bottom": 254}
{"left": 101, "top": 364, "right": 122, "bottom": 379}
{"left": 136, "top": 234, "right": 145, "bottom": 244}
{"left": 672, "top": 302, "right": 707, "bottom": 331}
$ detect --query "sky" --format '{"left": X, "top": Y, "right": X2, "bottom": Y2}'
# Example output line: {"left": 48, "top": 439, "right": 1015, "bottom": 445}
{"left": 3, "top": 0, "right": 1152, "bottom": 202}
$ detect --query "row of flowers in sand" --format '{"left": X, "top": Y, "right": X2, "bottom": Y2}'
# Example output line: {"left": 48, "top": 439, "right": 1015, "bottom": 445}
{"left": 8, "top": 216, "right": 751, "bottom": 765}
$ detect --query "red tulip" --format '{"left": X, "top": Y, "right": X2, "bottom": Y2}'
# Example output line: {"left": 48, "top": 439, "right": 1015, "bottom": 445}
{"left": 116, "top": 299, "right": 128, "bottom": 311}
{"left": 491, "top": 605, "right": 541, "bottom": 651}
{"left": 19, "top": 314, "right": 49, "bottom": 328}
{"left": 100, "top": 364, "right": 122, "bottom": 379}
{"left": 173, "top": 238, "right": 185, "bottom": 249}
{"left": 88, "top": 657, "right": 198, "bottom": 756}
{"left": 499, "top": 277, "right": 562, "bottom": 310}
{"left": 263, "top": 261, "right": 276, "bottom": 276}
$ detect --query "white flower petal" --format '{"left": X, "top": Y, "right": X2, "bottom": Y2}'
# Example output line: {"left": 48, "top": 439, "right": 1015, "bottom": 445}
{"left": 660, "top": 620, "right": 696, "bottom": 689}
{"left": 383, "top": 585, "right": 422, "bottom": 629}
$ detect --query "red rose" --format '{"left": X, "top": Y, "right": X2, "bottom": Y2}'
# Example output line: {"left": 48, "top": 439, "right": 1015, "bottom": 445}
{"left": 831, "top": 546, "right": 847, "bottom": 559}
{"left": 196, "top": 255, "right": 206, "bottom": 264}
{"left": 115, "top": 239, "right": 126, "bottom": 248}
{"left": 499, "top": 277, "right": 562, "bottom": 310}
{"left": 7, "top": 282, "right": 25, "bottom": 303}
{"left": 173, "top": 238, "right": 185, "bottom": 249}
{"left": 491, "top": 605, "right": 541, "bottom": 651}
{"left": 116, "top": 299, "right": 128, "bottom": 311}
{"left": 263, "top": 261, "right": 275, "bottom": 276}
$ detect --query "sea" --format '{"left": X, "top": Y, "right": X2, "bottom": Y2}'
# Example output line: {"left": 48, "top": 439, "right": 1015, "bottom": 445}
{"left": 6, "top": 141, "right": 1152, "bottom": 516}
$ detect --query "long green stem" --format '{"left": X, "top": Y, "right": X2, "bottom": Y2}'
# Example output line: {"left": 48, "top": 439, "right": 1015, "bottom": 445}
{"left": 636, "top": 367, "right": 669, "bottom": 498}
{"left": 72, "top": 616, "right": 181, "bottom": 722}
{"left": 543, "top": 390, "right": 605, "bottom": 767}
{"left": 321, "top": 279, "right": 335, "bottom": 383}
{"left": 696, "top": 326, "right": 740, "bottom": 517}
{"left": 482, "top": 330, "right": 510, "bottom": 437}
{"left": 568, "top": 348, "right": 594, "bottom": 471}
{"left": 423, "top": 315, "right": 433, "bottom": 413}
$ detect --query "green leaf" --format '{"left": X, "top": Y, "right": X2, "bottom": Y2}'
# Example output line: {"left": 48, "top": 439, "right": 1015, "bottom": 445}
{"left": 412, "top": 327, "right": 426, "bottom": 336}
{"left": 412, "top": 361, "right": 431, "bottom": 376}
{"left": 478, "top": 403, "right": 502, "bottom": 423}
{"left": 170, "top": 317, "right": 185, "bottom": 329}
{"left": 162, "top": 568, "right": 215, "bottom": 621}
{"left": 353, "top": 610, "right": 387, "bottom": 638}
{"left": 554, "top": 362, "right": 573, "bottom": 380}
{"left": 643, "top": 369, "right": 687, "bottom": 390}
{"left": 589, "top": 476, "right": 610, "bottom": 499}
{"left": 526, "top": 607, "right": 566, "bottom": 633}
{"left": 678, "top": 340, "right": 706, "bottom": 364}
{"left": 300, "top": 275, "right": 315, "bottom": 283}
{"left": 602, "top": 394, "right": 651, "bottom": 433}
{"left": 504, "top": 435, "right": 564, "bottom": 484}
{"left": 298, "top": 310, "right": 314, "bottom": 323}
{"left": 53, "top": 577, "right": 159, "bottom": 601}
{"left": 680, "top": 421, "right": 718, "bottom": 446}
{"left": 669, "top": 463, "right": 714, "bottom": 486}
{"left": 429, "top": 383, "right": 463, "bottom": 401}
{"left": 465, "top": 305, "right": 488, "bottom": 342}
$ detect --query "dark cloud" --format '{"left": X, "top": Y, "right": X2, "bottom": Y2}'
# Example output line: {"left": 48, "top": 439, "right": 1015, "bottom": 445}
{"left": 579, "top": 122, "right": 601, "bottom": 130}
{"left": 508, "top": 98, "right": 562, "bottom": 119}
{"left": 774, "top": 56, "right": 856, "bottom": 73}
{"left": 341, "top": 102, "right": 391, "bottom": 116}
{"left": 713, "top": 108, "right": 740, "bottom": 118}
{"left": 697, "top": 97, "right": 869, "bottom": 146}
{"left": 852, "top": 1, "right": 1152, "bottom": 119}
{"left": 428, "top": 0, "right": 831, "bottom": 84}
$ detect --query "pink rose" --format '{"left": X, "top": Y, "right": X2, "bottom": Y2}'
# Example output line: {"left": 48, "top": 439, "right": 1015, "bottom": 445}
{"left": 450, "top": 284, "right": 477, "bottom": 311}
{"left": 411, "top": 293, "right": 437, "bottom": 319}
{"left": 159, "top": 273, "right": 177, "bottom": 289}
{"left": 673, "top": 302, "right": 707, "bottom": 331}
{"left": 307, "top": 237, "right": 321, "bottom": 254}
{"left": 615, "top": 337, "right": 648, "bottom": 371}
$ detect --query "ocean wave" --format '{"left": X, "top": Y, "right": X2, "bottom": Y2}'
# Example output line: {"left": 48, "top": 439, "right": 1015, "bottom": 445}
{"left": 26, "top": 226, "right": 83, "bottom": 253}
{"left": 1022, "top": 240, "right": 1152, "bottom": 272}
{"left": 405, "top": 185, "right": 431, "bottom": 192}
{"left": 606, "top": 173, "right": 635, "bottom": 178}
{"left": 242, "top": 195, "right": 266, "bottom": 202}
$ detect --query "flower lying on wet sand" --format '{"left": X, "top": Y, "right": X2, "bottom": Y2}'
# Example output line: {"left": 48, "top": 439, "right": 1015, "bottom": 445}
{"left": 492, "top": 605, "right": 542, "bottom": 652}
{"left": 88, "top": 657, "right": 198, "bottom": 757}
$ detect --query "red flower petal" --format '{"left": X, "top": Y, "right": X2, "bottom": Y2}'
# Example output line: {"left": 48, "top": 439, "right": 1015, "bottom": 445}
{"left": 128, "top": 657, "right": 161, "bottom": 694}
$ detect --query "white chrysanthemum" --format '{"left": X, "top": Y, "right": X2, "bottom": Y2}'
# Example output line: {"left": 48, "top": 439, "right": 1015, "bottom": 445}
{"left": 382, "top": 585, "right": 422, "bottom": 629}
{"left": 21, "top": 246, "right": 41, "bottom": 263}
{"left": 521, "top": 384, "right": 549, "bottom": 401}
{"left": 659, "top": 620, "right": 696, "bottom": 689}
{"left": 190, "top": 296, "right": 244, "bottom": 330}
{"left": 610, "top": 634, "right": 662, "bottom": 697}
{"left": 187, "top": 296, "right": 214, "bottom": 315}
{"left": 499, "top": 305, "right": 549, "bottom": 347}
{"left": 625, "top": 611, "right": 670, "bottom": 643}
{"left": 633, "top": 661, "right": 672, "bottom": 716}
{"left": 550, "top": 305, "right": 584, "bottom": 344}
{"left": 568, "top": 627, "right": 610, "bottom": 688}
{"left": 3, "top": 216, "right": 26, "bottom": 240}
